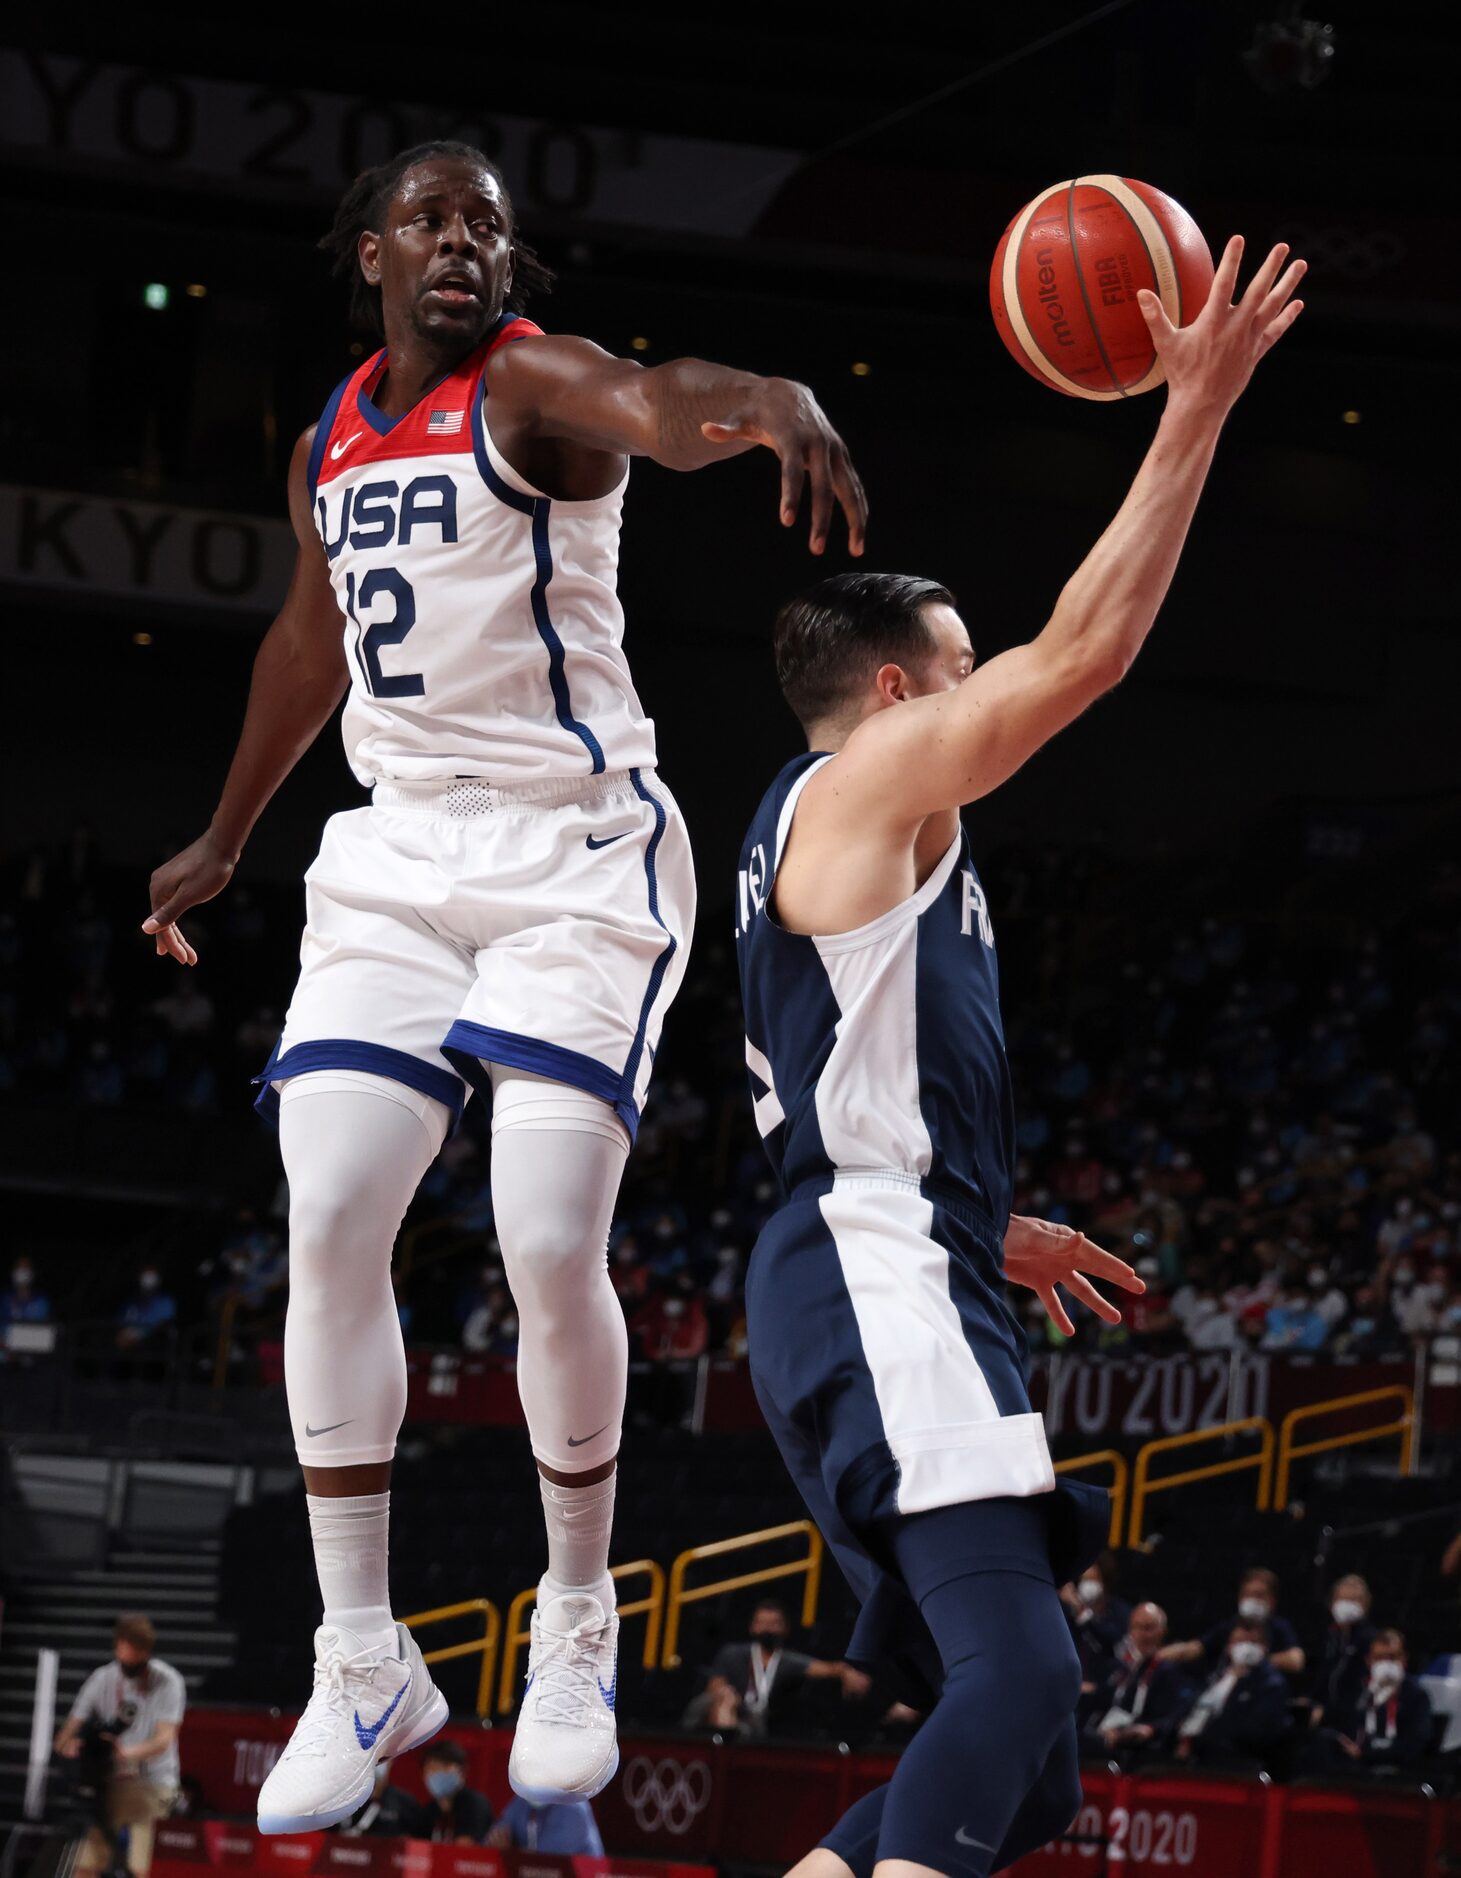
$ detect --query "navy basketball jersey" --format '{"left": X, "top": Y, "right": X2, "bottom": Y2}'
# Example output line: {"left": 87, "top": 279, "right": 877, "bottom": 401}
{"left": 735, "top": 752, "right": 1017, "bottom": 1228}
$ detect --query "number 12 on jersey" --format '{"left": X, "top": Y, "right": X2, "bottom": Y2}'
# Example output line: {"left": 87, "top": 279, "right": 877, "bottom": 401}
{"left": 344, "top": 567, "right": 424, "bottom": 699}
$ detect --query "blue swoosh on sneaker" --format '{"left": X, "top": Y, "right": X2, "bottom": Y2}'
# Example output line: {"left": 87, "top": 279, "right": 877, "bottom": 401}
{"left": 599, "top": 1668, "right": 617, "bottom": 1711}
{"left": 354, "top": 1676, "right": 409, "bottom": 1751}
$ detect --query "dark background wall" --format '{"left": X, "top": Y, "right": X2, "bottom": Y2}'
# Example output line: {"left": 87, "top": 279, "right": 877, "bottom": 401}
{"left": 2, "top": 4, "right": 1457, "bottom": 916}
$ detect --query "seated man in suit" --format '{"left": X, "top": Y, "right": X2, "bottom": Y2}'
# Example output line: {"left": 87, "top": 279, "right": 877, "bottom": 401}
{"left": 1082, "top": 1602, "right": 1191, "bottom": 1765}
{"left": 342, "top": 1760, "right": 426, "bottom": 1837}
{"left": 682, "top": 1598, "right": 866, "bottom": 1738}
{"left": 1303, "top": 1628, "right": 1433, "bottom": 1777}
{"left": 1161, "top": 1566, "right": 1305, "bottom": 1679}
{"left": 1173, "top": 1617, "right": 1291, "bottom": 1769}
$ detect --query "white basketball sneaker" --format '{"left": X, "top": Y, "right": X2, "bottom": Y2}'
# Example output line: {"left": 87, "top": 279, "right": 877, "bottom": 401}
{"left": 508, "top": 1581, "right": 620, "bottom": 1803}
{"left": 257, "top": 1622, "right": 447, "bottom": 1833}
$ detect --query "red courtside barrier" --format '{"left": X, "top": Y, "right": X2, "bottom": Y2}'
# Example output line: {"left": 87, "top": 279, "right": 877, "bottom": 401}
{"left": 175, "top": 1708, "right": 1453, "bottom": 1876}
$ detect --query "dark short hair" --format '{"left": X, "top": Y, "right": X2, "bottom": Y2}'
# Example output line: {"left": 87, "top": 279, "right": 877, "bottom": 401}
{"left": 319, "top": 141, "right": 554, "bottom": 338}
{"left": 422, "top": 1738, "right": 467, "bottom": 1766}
{"left": 772, "top": 572, "right": 956, "bottom": 735}
{"left": 1373, "top": 1627, "right": 1406, "bottom": 1653}
{"left": 1241, "top": 1567, "right": 1279, "bottom": 1599}
{"left": 752, "top": 1598, "right": 790, "bottom": 1621}
{"left": 1231, "top": 1617, "right": 1270, "bottom": 1646}
{"left": 115, "top": 1613, "right": 156, "bottom": 1652}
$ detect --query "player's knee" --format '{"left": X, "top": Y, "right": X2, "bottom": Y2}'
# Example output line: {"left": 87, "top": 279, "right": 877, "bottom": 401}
{"left": 497, "top": 1219, "right": 603, "bottom": 1308}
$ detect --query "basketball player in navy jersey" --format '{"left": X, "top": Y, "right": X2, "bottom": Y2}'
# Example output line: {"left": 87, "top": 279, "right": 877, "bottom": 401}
{"left": 141, "top": 142, "right": 866, "bottom": 1831}
{"left": 736, "top": 234, "right": 1304, "bottom": 1877}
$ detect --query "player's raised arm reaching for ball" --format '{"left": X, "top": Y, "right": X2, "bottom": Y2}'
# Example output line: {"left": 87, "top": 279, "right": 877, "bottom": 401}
{"left": 774, "top": 236, "right": 1303, "bottom": 940}
{"left": 733, "top": 235, "right": 1302, "bottom": 1878}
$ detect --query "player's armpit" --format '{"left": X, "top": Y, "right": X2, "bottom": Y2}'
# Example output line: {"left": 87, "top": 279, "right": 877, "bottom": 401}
{"left": 825, "top": 634, "right": 1122, "bottom": 830}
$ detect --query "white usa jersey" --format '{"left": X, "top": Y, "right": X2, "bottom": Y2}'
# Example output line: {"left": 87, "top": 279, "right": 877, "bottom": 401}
{"left": 308, "top": 311, "right": 657, "bottom": 785}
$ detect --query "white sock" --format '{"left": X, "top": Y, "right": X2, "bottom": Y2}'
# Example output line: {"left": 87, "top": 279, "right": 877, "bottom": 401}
{"left": 306, "top": 1491, "right": 396, "bottom": 1656}
{"left": 539, "top": 1471, "right": 617, "bottom": 1598}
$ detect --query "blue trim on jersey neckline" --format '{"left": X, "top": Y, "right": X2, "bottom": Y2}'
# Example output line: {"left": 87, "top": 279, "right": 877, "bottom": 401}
{"left": 252, "top": 1038, "right": 466, "bottom": 1126}
{"left": 441, "top": 1022, "right": 639, "bottom": 1138}
{"left": 357, "top": 312, "right": 517, "bottom": 435}
{"left": 307, "top": 373, "right": 354, "bottom": 502}
{"left": 469, "top": 371, "right": 607, "bottom": 774}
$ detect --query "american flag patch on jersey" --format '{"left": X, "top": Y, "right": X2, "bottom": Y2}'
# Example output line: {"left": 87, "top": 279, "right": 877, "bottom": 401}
{"left": 427, "top": 409, "right": 464, "bottom": 435}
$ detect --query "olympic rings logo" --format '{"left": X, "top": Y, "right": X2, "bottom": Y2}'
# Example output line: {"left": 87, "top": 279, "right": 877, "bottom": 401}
{"left": 622, "top": 1755, "right": 713, "bottom": 1834}
{"left": 1275, "top": 223, "right": 1406, "bottom": 281}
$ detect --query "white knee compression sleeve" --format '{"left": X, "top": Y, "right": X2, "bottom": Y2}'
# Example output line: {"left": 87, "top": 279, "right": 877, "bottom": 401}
{"left": 489, "top": 1068, "right": 630, "bottom": 1477}
{"left": 278, "top": 1071, "right": 451, "bottom": 1468}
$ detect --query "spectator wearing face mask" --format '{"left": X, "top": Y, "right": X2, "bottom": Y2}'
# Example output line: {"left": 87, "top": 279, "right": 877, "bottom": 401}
{"left": 1082, "top": 1603, "right": 1191, "bottom": 1763}
{"left": 682, "top": 1599, "right": 866, "bottom": 1738}
{"left": 342, "top": 1760, "right": 427, "bottom": 1837}
{"left": 631, "top": 1278, "right": 709, "bottom": 1362}
{"left": 1335, "top": 1283, "right": 1404, "bottom": 1358}
{"left": 1161, "top": 1568, "right": 1305, "bottom": 1678}
{"left": 2, "top": 1258, "right": 51, "bottom": 1329}
{"left": 1173, "top": 1619, "right": 1291, "bottom": 1767}
{"left": 418, "top": 1741, "right": 493, "bottom": 1843}
{"left": 1060, "top": 1557, "right": 1131, "bottom": 1699}
{"left": 116, "top": 1267, "right": 177, "bottom": 1352}
{"left": 1302, "top": 1631, "right": 1432, "bottom": 1776}
{"left": 1310, "top": 1574, "right": 1376, "bottom": 1732}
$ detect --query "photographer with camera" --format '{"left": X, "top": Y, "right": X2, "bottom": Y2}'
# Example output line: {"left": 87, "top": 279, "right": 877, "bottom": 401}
{"left": 53, "top": 1614, "right": 185, "bottom": 1876}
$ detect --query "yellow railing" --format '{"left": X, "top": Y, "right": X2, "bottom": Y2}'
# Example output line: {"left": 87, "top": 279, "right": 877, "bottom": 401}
{"left": 662, "top": 1521, "right": 823, "bottom": 1670}
{"left": 1127, "top": 1417, "right": 1275, "bottom": 1548}
{"left": 1274, "top": 1387, "right": 1414, "bottom": 1512}
{"left": 401, "top": 1598, "right": 501, "bottom": 1718}
{"left": 1054, "top": 1448, "right": 1129, "bottom": 1549}
{"left": 495, "top": 1557, "right": 667, "bottom": 1715}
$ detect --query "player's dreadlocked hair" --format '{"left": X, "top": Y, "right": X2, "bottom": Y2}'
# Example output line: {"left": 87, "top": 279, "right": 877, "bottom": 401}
{"left": 319, "top": 141, "right": 554, "bottom": 337}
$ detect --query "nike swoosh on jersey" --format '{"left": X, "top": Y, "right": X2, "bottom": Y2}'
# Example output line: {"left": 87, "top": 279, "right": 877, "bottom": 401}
{"left": 585, "top": 832, "right": 629, "bottom": 849}
{"left": 566, "top": 1424, "right": 611, "bottom": 1447}
{"left": 354, "top": 1676, "right": 409, "bottom": 1751}
{"left": 305, "top": 1419, "right": 354, "bottom": 1438}
{"left": 330, "top": 431, "right": 364, "bottom": 460}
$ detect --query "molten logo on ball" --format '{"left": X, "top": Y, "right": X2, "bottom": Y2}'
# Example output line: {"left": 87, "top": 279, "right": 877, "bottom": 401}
{"left": 990, "top": 175, "right": 1215, "bottom": 400}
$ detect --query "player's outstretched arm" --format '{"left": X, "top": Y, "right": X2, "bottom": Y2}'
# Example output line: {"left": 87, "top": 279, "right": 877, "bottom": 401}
{"left": 829, "top": 237, "right": 1305, "bottom": 828}
{"left": 487, "top": 334, "right": 866, "bottom": 555}
{"left": 142, "top": 429, "right": 349, "bottom": 965}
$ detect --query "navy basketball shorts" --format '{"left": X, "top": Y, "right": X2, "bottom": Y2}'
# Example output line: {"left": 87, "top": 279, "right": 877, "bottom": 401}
{"left": 747, "top": 1171, "right": 1061, "bottom": 1673}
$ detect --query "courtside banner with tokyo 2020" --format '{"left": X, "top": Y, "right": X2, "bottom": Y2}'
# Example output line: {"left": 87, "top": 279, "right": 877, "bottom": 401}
{"left": 175, "top": 1709, "right": 1454, "bottom": 1874}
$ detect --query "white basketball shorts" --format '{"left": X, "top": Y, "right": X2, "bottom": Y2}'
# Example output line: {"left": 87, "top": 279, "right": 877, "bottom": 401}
{"left": 256, "top": 768, "right": 695, "bottom": 1137}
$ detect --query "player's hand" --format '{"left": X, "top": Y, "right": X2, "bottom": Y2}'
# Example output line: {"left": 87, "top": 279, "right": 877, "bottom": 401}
{"left": 142, "top": 832, "right": 236, "bottom": 965}
{"left": 701, "top": 379, "right": 867, "bottom": 557}
{"left": 1003, "top": 1215, "right": 1145, "bottom": 1337}
{"left": 1140, "top": 236, "right": 1306, "bottom": 415}
{"left": 57, "top": 1737, "right": 80, "bottom": 1760}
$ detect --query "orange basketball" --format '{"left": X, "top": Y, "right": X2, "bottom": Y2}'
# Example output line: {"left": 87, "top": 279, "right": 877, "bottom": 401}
{"left": 990, "top": 176, "right": 1215, "bottom": 399}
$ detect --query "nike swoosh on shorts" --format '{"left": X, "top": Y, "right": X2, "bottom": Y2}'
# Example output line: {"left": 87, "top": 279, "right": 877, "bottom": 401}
{"left": 305, "top": 1420, "right": 354, "bottom": 1438}
{"left": 585, "top": 833, "right": 628, "bottom": 849}
{"left": 566, "top": 1424, "right": 611, "bottom": 1447}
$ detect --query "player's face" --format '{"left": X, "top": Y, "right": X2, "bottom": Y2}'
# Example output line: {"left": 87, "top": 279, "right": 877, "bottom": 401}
{"left": 907, "top": 603, "right": 976, "bottom": 697}
{"left": 370, "top": 161, "right": 516, "bottom": 349}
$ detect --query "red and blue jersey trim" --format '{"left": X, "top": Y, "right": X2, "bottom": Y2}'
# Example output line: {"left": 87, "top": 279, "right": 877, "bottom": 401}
{"left": 310, "top": 311, "right": 541, "bottom": 495}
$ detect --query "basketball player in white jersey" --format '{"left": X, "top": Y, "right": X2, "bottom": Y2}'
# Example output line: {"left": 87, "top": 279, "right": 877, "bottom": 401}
{"left": 142, "top": 141, "right": 866, "bottom": 1831}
